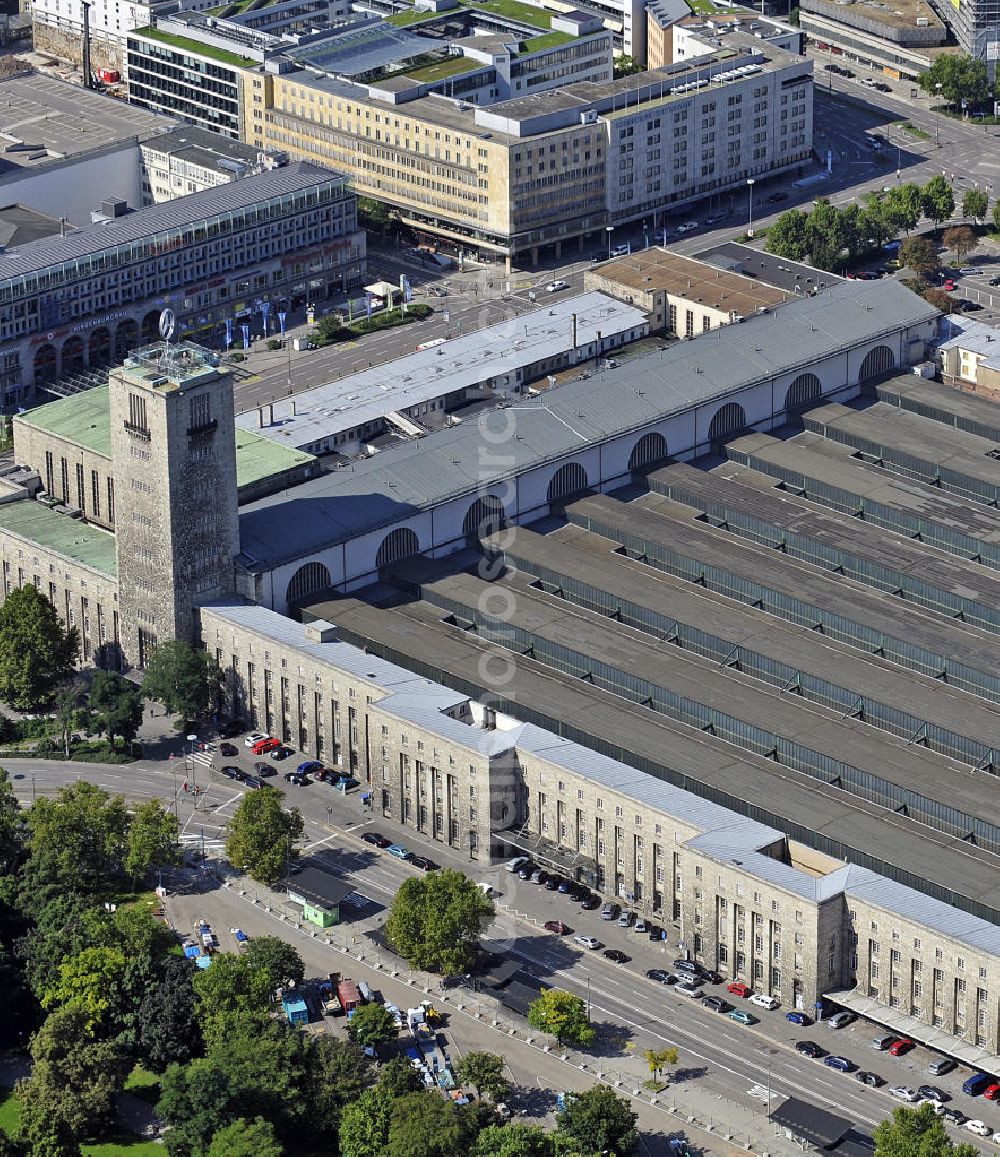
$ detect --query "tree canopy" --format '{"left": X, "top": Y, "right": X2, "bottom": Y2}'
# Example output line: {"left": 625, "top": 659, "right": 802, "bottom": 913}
{"left": 25, "top": 782, "right": 130, "bottom": 894}
{"left": 454, "top": 1052, "right": 510, "bottom": 1101}
{"left": 919, "top": 53, "right": 989, "bottom": 110}
{"left": 385, "top": 868, "right": 494, "bottom": 974}
{"left": 0, "top": 585, "right": 78, "bottom": 709}
{"left": 899, "top": 236, "right": 938, "bottom": 276}
{"left": 224, "top": 790, "right": 304, "bottom": 886}
{"left": 942, "top": 225, "right": 977, "bottom": 261}
{"left": 555, "top": 1086, "right": 639, "bottom": 1156}
{"left": 922, "top": 176, "right": 955, "bottom": 228}
{"left": 347, "top": 1002, "right": 400, "bottom": 1049}
{"left": 141, "top": 640, "right": 222, "bottom": 723}
{"left": 527, "top": 989, "right": 595, "bottom": 1049}
{"left": 962, "top": 187, "right": 989, "bottom": 224}
{"left": 874, "top": 1102, "right": 981, "bottom": 1157}
{"left": 88, "top": 671, "right": 144, "bottom": 750}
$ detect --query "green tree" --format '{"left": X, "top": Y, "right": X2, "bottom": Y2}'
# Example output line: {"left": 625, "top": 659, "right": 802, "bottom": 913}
{"left": 357, "top": 196, "right": 398, "bottom": 235}
{"left": 386, "top": 1090, "right": 474, "bottom": 1157}
{"left": 884, "top": 183, "right": 924, "bottom": 234}
{"left": 764, "top": 209, "right": 809, "bottom": 260}
{"left": 137, "top": 955, "right": 202, "bottom": 1072}
{"left": 527, "top": 989, "right": 595, "bottom": 1049}
{"left": 804, "top": 198, "right": 847, "bottom": 271}
{"left": 556, "top": 1086, "right": 639, "bottom": 1157}
{"left": 874, "top": 1102, "right": 980, "bottom": 1156}
{"left": 612, "top": 54, "right": 644, "bottom": 78}
{"left": 473, "top": 1123, "right": 555, "bottom": 1157}
{"left": 123, "top": 799, "right": 179, "bottom": 885}
{"left": 0, "top": 767, "right": 22, "bottom": 872}
{"left": 88, "top": 671, "right": 144, "bottom": 750}
{"left": 860, "top": 193, "right": 894, "bottom": 248}
{"left": 918, "top": 53, "right": 989, "bottom": 109}
{"left": 899, "top": 236, "right": 939, "bottom": 276}
{"left": 191, "top": 938, "right": 303, "bottom": 1046}
{"left": 207, "top": 1117, "right": 283, "bottom": 1157}
{"left": 17, "top": 1006, "right": 130, "bottom": 1147}
{"left": 40, "top": 945, "right": 128, "bottom": 1030}
{"left": 16, "top": 893, "right": 94, "bottom": 999}
{"left": 0, "top": 585, "right": 78, "bottom": 709}
{"left": 242, "top": 936, "right": 305, "bottom": 988}
{"left": 454, "top": 1051, "right": 509, "bottom": 1101}
{"left": 225, "top": 790, "right": 304, "bottom": 887}
{"left": 384, "top": 868, "right": 494, "bottom": 974}
{"left": 340, "top": 1087, "right": 394, "bottom": 1157}
{"left": 347, "top": 1002, "right": 400, "bottom": 1049}
{"left": 157, "top": 1057, "right": 241, "bottom": 1157}
{"left": 53, "top": 680, "right": 89, "bottom": 758}
{"left": 141, "top": 640, "right": 221, "bottom": 724}
{"left": 303, "top": 1036, "right": 374, "bottom": 1140}
{"left": 962, "top": 187, "right": 989, "bottom": 223}
{"left": 25, "top": 782, "right": 130, "bottom": 893}
{"left": 644, "top": 1046, "right": 678, "bottom": 1082}
{"left": 922, "top": 176, "right": 955, "bottom": 229}
{"left": 942, "top": 224, "right": 977, "bottom": 261}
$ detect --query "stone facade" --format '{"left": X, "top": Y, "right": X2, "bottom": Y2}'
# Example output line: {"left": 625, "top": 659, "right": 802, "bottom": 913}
{"left": 111, "top": 345, "right": 239, "bottom": 668}
{"left": 198, "top": 600, "right": 1000, "bottom": 1054}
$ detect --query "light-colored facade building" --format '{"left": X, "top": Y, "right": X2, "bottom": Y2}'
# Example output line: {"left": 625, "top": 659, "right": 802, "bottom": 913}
{"left": 584, "top": 249, "right": 790, "bottom": 334}
{"left": 0, "top": 160, "right": 364, "bottom": 405}
{"left": 139, "top": 126, "right": 289, "bottom": 204}
{"left": 936, "top": 315, "right": 1000, "bottom": 396}
{"left": 198, "top": 596, "right": 1000, "bottom": 1064}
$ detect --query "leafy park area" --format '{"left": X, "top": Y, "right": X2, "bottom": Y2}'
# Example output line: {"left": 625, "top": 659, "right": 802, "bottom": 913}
{"left": 312, "top": 302, "right": 433, "bottom": 346}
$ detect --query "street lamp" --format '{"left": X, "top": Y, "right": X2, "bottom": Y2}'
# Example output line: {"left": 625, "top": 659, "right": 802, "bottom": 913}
{"left": 935, "top": 83, "right": 943, "bottom": 145}
{"left": 746, "top": 178, "right": 756, "bottom": 239}
{"left": 605, "top": 225, "right": 614, "bottom": 260}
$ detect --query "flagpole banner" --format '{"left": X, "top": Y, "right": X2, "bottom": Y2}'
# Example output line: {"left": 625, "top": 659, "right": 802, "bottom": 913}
{"left": 241, "top": 323, "right": 250, "bottom": 350}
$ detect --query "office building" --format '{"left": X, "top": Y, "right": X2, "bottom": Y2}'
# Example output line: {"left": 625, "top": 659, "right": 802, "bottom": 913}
{"left": 799, "top": 0, "right": 946, "bottom": 83}
{"left": 139, "top": 126, "right": 289, "bottom": 204}
{"left": 0, "top": 160, "right": 364, "bottom": 405}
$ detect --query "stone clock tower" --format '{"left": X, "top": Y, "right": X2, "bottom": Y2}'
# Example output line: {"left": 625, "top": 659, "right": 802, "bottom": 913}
{"left": 108, "top": 330, "right": 239, "bottom": 669}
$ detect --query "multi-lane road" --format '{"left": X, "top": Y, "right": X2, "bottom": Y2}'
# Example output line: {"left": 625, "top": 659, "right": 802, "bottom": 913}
{"left": 10, "top": 751, "right": 1000, "bottom": 1152}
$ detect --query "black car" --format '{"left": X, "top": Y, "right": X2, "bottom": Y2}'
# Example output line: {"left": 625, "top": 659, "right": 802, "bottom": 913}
{"left": 795, "top": 1040, "right": 825, "bottom": 1058}
{"left": 673, "top": 959, "right": 701, "bottom": 976}
{"left": 768, "top": 192, "right": 789, "bottom": 203}
{"left": 410, "top": 856, "right": 440, "bottom": 871}
{"left": 254, "top": 761, "right": 277, "bottom": 777}
{"left": 271, "top": 745, "right": 293, "bottom": 761}
{"left": 646, "top": 969, "right": 673, "bottom": 984}
{"left": 647, "top": 924, "right": 664, "bottom": 941}
{"left": 219, "top": 742, "right": 239, "bottom": 757}
{"left": 518, "top": 865, "right": 533, "bottom": 880}
{"left": 284, "top": 771, "right": 310, "bottom": 786}
{"left": 959, "top": 299, "right": 984, "bottom": 312}
{"left": 545, "top": 876, "right": 563, "bottom": 891}
{"left": 242, "top": 775, "right": 265, "bottom": 790}
{"left": 941, "top": 1108, "right": 967, "bottom": 1126}
{"left": 571, "top": 886, "right": 591, "bottom": 902}
{"left": 989, "top": 276, "right": 1000, "bottom": 287}
{"left": 874, "top": 81, "right": 892, "bottom": 92}
{"left": 603, "top": 949, "right": 631, "bottom": 964}
{"left": 701, "top": 996, "right": 731, "bottom": 1014}
{"left": 917, "top": 1085, "right": 949, "bottom": 1103}
{"left": 855, "top": 1071, "right": 883, "bottom": 1087}
{"left": 361, "top": 831, "right": 392, "bottom": 848}
{"left": 221, "top": 765, "right": 245, "bottom": 781}
{"left": 700, "top": 969, "right": 723, "bottom": 984}
{"left": 580, "top": 895, "right": 601, "bottom": 910}
{"left": 841, "top": 69, "right": 856, "bottom": 78}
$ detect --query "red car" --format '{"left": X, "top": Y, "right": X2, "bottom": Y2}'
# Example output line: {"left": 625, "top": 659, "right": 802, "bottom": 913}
{"left": 252, "top": 737, "right": 281, "bottom": 755}
{"left": 544, "top": 920, "right": 570, "bottom": 935}
{"left": 889, "top": 1038, "right": 915, "bottom": 1057}
{"left": 984, "top": 1083, "right": 1000, "bottom": 1101}
{"left": 727, "top": 981, "right": 752, "bottom": 998}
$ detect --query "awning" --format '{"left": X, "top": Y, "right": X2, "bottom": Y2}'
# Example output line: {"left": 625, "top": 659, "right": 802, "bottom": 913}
{"left": 824, "top": 987, "right": 995, "bottom": 1069}
{"left": 769, "top": 1097, "right": 852, "bottom": 1148}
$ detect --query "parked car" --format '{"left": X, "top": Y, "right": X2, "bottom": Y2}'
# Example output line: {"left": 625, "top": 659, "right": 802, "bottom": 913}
{"left": 600, "top": 902, "right": 621, "bottom": 921}
{"left": 795, "top": 1041, "right": 825, "bottom": 1059}
{"left": 646, "top": 969, "right": 673, "bottom": 984}
{"left": 544, "top": 876, "right": 563, "bottom": 891}
{"left": 219, "top": 742, "right": 238, "bottom": 757}
{"left": 557, "top": 880, "right": 574, "bottom": 893}
{"left": 855, "top": 1071, "right": 883, "bottom": 1087}
{"left": 504, "top": 856, "right": 530, "bottom": 873}
{"left": 580, "top": 894, "right": 601, "bottom": 910}
{"left": 727, "top": 981, "right": 753, "bottom": 998}
{"left": 889, "top": 1038, "right": 915, "bottom": 1057}
{"left": 874, "top": 81, "right": 892, "bottom": 92}
{"left": 270, "top": 745, "right": 293, "bottom": 760}
{"left": 983, "top": 1083, "right": 1000, "bottom": 1101}
{"left": 254, "top": 761, "right": 276, "bottom": 777}
{"left": 647, "top": 924, "right": 664, "bottom": 941}
{"left": 824, "top": 1056, "right": 855, "bottom": 1073}
{"left": 244, "top": 731, "right": 266, "bottom": 748}
{"left": 604, "top": 949, "right": 631, "bottom": 964}
{"left": 616, "top": 911, "right": 633, "bottom": 929}
{"left": 749, "top": 994, "right": 779, "bottom": 1010}
{"left": 546, "top": 280, "right": 568, "bottom": 293}
{"left": 410, "top": 855, "right": 439, "bottom": 871}
{"left": 283, "top": 770, "right": 310, "bottom": 786}
{"left": 889, "top": 1086, "right": 920, "bottom": 1102}
{"left": 768, "top": 192, "right": 789, "bottom": 203}
{"left": 518, "top": 865, "right": 533, "bottom": 880}
{"left": 361, "top": 831, "right": 392, "bottom": 848}
{"left": 786, "top": 1011, "right": 812, "bottom": 1026}
{"left": 634, "top": 918, "right": 647, "bottom": 934}
{"left": 989, "top": 276, "right": 1000, "bottom": 287}
{"left": 965, "top": 1120, "right": 991, "bottom": 1136}
{"left": 928, "top": 1057, "right": 957, "bottom": 1077}
{"left": 701, "top": 996, "right": 731, "bottom": 1014}
{"left": 826, "top": 1011, "right": 855, "bottom": 1029}
{"left": 728, "top": 1010, "right": 758, "bottom": 1026}
{"left": 917, "top": 1085, "right": 949, "bottom": 1104}
{"left": 573, "top": 934, "right": 600, "bottom": 950}
{"left": 251, "top": 737, "right": 281, "bottom": 755}
{"left": 666, "top": 1139, "right": 693, "bottom": 1157}
{"left": 941, "top": 1108, "right": 967, "bottom": 1126}
{"left": 544, "top": 920, "right": 570, "bottom": 935}
{"left": 871, "top": 1034, "right": 897, "bottom": 1051}
{"left": 529, "top": 869, "right": 547, "bottom": 885}
{"left": 963, "top": 1072, "right": 993, "bottom": 1097}
{"left": 675, "top": 221, "right": 700, "bottom": 234}
{"left": 674, "top": 981, "right": 703, "bottom": 998}
{"left": 221, "top": 765, "right": 245, "bottom": 781}
{"left": 387, "top": 844, "right": 412, "bottom": 861}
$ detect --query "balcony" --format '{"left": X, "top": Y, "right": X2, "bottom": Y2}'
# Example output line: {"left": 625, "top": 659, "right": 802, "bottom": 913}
{"left": 123, "top": 420, "right": 151, "bottom": 442}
